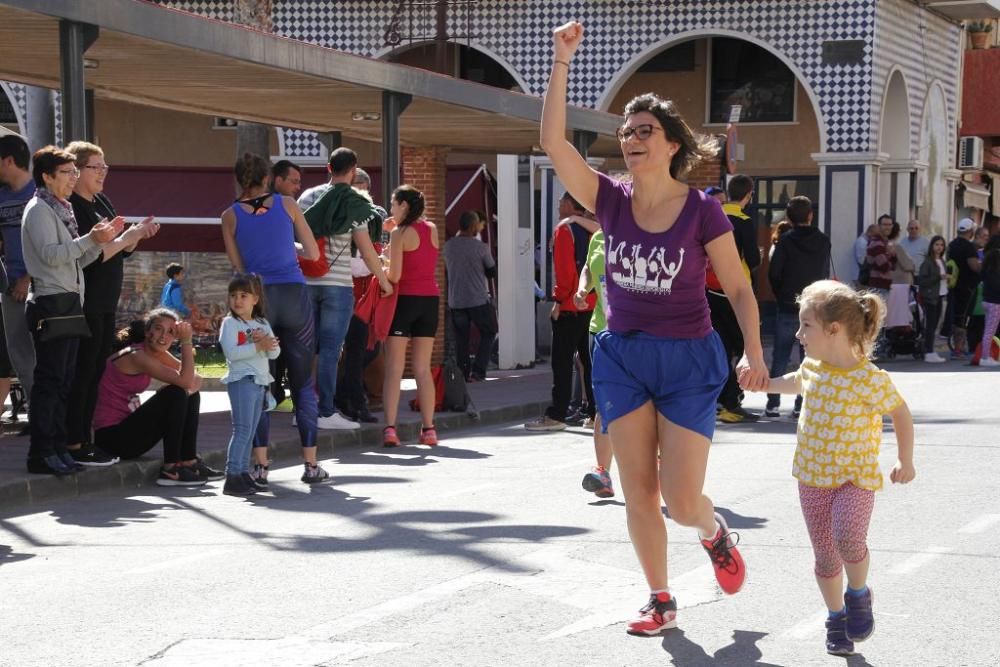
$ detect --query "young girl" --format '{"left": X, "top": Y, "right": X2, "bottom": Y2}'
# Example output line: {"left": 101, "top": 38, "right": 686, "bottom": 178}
{"left": 916, "top": 235, "right": 948, "bottom": 363}
{"left": 219, "top": 274, "right": 280, "bottom": 496}
{"left": 749, "top": 281, "right": 915, "bottom": 656}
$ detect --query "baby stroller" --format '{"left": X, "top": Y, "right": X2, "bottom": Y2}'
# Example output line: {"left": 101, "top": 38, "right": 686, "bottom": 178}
{"left": 884, "top": 285, "right": 924, "bottom": 360}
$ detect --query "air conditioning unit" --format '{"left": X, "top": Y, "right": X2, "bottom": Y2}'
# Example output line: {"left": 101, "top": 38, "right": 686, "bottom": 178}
{"left": 958, "top": 136, "right": 984, "bottom": 170}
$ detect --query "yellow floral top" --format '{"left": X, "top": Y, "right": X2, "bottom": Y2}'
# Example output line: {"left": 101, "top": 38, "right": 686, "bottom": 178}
{"left": 792, "top": 358, "right": 903, "bottom": 491}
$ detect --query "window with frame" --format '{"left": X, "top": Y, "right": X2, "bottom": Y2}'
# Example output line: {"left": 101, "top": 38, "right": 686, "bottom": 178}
{"left": 709, "top": 38, "right": 796, "bottom": 124}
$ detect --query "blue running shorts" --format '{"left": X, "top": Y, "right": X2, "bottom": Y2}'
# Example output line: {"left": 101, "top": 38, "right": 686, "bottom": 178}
{"left": 592, "top": 329, "right": 728, "bottom": 440}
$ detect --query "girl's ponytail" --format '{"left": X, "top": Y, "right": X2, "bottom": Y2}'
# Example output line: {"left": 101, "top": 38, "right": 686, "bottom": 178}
{"left": 856, "top": 291, "right": 886, "bottom": 359}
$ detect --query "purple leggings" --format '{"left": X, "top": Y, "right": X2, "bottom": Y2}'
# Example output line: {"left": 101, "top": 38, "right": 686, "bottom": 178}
{"left": 799, "top": 482, "right": 875, "bottom": 578}
{"left": 980, "top": 302, "right": 1000, "bottom": 360}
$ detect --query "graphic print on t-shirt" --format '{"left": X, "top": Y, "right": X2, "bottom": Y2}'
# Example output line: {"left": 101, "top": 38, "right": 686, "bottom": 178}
{"left": 606, "top": 234, "right": 686, "bottom": 295}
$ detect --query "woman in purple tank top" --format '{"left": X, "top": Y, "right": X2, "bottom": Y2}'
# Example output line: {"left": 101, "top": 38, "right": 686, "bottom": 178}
{"left": 220, "top": 153, "right": 333, "bottom": 486}
{"left": 541, "top": 22, "right": 769, "bottom": 635}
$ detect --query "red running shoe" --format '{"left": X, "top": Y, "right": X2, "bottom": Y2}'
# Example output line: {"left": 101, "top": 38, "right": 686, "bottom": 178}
{"left": 383, "top": 426, "right": 401, "bottom": 448}
{"left": 700, "top": 512, "right": 746, "bottom": 595}
{"left": 418, "top": 426, "right": 438, "bottom": 446}
{"left": 626, "top": 592, "right": 677, "bottom": 636}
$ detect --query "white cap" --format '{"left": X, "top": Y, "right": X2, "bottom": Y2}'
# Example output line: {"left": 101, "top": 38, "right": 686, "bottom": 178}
{"left": 957, "top": 218, "right": 976, "bottom": 233}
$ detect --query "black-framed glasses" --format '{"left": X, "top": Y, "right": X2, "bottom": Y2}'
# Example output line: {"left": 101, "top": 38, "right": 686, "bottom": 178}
{"left": 56, "top": 167, "right": 80, "bottom": 177}
{"left": 83, "top": 164, "right": 110, "bottom": 173}
{"left": 616, "top": 124, "right": 661, "bottom": 142}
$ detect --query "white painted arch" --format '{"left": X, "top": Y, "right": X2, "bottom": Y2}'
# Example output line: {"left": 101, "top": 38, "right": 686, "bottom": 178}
{"left": 877, "top": 66, "right": 912, "bottom": 159}
{"left": 595, "top": 29, "right": 828, "bottom": 151}
{"left": 371, "top": 40, "right": 533, "bottom": 95}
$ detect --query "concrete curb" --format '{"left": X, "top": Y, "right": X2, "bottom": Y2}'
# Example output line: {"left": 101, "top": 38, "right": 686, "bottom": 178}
{"left": 0, "top": 399, "right": 548, "bottom": 512}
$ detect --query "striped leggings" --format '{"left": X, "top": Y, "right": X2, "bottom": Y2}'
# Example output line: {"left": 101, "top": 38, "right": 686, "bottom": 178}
{"left": 798, "top": 482, "right": 875, "bottom": 578}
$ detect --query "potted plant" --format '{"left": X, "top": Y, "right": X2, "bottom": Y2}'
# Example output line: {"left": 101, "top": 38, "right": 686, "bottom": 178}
{"left": 968, "top": 20, "right": 994, "bottom": 50}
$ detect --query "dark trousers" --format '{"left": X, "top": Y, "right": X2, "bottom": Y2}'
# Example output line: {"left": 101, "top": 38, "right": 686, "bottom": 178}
{"left": 707, "top": 291, "right": 744, "bottom": 410}
{"left": 546, "top": 310, "right": 594, "bottom": 421}
{"left": 451, "top": 303, "right": 497, "bottom": 379}
{"left": 923, "top": 300, "right": 942, "bottom": 353}
{"left": 95, "top": 386, "right": 200, "bottom": 464}
{"left": 336, "top": 314, "right": 376, "bottom": 413}
{"left": 66, "top": 310, "right": 114, "bottom": 445}
{"left": 27, "top": 319, "right": 80, "bottom": 460}
{"left": 767, "top": 307, "right": 803, "bottom": 409}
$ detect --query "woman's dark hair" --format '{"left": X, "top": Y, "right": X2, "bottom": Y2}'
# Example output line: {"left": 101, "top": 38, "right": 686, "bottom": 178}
{"left": 31, "top": 145, "right": 76, "bottom": 187}
{"left": 888, "top": 221, "right": 902, "bottom": 242}
{"left": 392, "top": 184, "right": 425, "bottom": 227}
{"left": 622, "top": 93, "right": 718, "bottom": 179}
{"left": 114, "top": 308, "right": 180, "bottom": 350}
{"left": 228, "top": 273, "right": 266, "bottom": 321}
{"left": 983, "top": 236, "right": 1000, "bottom": 275}
{"left": 927, "top": 235, "right": 946, "bottom": 260}
{"left": 234, "top": 152, "right": 271, "bottom": 193}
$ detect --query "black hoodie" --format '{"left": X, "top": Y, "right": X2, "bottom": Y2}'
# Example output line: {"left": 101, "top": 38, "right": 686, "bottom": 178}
{"left": 769, "top": 225, "right": 832, "bottom": 311}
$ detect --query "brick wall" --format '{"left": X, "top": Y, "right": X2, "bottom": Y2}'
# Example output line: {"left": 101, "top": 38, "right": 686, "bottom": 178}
{"left": 685, "top": 152, "right": 724, "bottom": 191}
{"left": 402, "top": 145, "right": 449, "bottom": 369}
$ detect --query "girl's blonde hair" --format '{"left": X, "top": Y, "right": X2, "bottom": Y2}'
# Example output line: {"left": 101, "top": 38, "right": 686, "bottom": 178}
{"left": 797, "top": 280, "right": 886, "bottom": 359}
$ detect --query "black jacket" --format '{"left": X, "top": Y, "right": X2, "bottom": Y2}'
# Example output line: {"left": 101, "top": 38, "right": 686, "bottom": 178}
{"left": 769, "top": 225, "right": 832, "bottom": 310}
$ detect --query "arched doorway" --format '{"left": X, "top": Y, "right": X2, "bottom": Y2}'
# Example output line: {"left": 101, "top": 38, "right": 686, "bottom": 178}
{"left": 376, "top": 41, "right": 529, "bottom": 93}
{"left": 877, "top": 68, "right": 913, "bottom": 222}
{"left": 0, "top": 82, "right": 25, "bottom": 136}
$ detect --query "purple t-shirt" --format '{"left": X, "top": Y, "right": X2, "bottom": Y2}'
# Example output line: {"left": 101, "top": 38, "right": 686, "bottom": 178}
{"left": 595, "top": 172, "right": 732, "bottom": 338}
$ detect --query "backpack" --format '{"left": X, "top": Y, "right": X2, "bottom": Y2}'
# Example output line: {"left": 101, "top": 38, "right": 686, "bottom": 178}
{"left": 945, "top": 258, "right": 959, "bottom": 289}
{"left": 441, "top": 354, "right": 470, "bottom": 412}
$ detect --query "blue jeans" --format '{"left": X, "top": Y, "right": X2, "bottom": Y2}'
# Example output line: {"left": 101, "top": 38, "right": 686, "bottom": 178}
{"left": 226, "top": 377, "right": 266, "bottom": 475}
{"left": 310, "top": 284, "right": 355, "bottom": 417}
{"left": 767, "top": 308, "right": 803, "bottom": 410}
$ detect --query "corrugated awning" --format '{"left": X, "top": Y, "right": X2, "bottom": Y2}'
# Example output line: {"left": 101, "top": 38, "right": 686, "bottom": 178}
{"left": 0, "top": 0, "right": 622, "bottom": 156}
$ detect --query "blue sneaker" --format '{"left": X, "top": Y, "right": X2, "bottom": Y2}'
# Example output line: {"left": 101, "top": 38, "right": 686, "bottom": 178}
{"left": 844, "top": 587, "right": 874, "bottom": 642}
{"left": 825, "top": 614, "right": 854, "bottom": 656}
{"left": 581, "top": 467, "right": 614, "bottom": 498}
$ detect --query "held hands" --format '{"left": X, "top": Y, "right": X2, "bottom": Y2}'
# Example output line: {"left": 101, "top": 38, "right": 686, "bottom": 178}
{"left": 553, "top": 21, "right": 584, "bottom": 62}
{"left": 573, "top": 289, "right": 589, "bottom": 310}
{"left": 379, "top": 276, "right": 394, "bottom": 297}
{"left": 736, "top": 353, "right": 769, "bottom": 392}
{"left": 889, "top": 459, "right": 916, "bottom": 484}
{"left": 251, "top": 328, "right": 280, "bottom": 352}
{"left": 550, "top": 302, "right": 561, "bottom": 321}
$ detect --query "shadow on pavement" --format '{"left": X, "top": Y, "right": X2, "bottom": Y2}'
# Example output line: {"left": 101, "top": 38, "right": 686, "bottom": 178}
{"left": 660, "top": 629, "right": 783, "bottom": 666}
{"left": 0, "top": 543, "right": 34, "bottom": 567}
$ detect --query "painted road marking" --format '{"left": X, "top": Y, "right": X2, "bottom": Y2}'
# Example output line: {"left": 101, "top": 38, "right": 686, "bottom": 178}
{"left": 957, "top": 514, "right": 1000, "bottom": 534}
{"left": 888, "top": 546, "right": 954, "bottom": 575}
{"left": 123, "top": 549, "right": 227, "bottom": 575}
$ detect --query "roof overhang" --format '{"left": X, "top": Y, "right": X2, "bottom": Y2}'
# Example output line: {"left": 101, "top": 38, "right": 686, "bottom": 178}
{"left": 0, "top": 0, "right": 623, "bottom": 156}
{"left": 918, "top": 1, "right": 1000, "bottom": 19}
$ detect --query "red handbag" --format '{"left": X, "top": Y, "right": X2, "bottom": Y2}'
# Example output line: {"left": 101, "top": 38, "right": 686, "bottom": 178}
{"left": 297, "top": 236, "right": 329, "bottom": 278}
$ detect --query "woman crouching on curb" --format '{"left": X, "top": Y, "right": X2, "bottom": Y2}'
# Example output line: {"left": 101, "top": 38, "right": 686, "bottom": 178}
{"left": 93, "top": 308, "right": 223, "bottom": 486}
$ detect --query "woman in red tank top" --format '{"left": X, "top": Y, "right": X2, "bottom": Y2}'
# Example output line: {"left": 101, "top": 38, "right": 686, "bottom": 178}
{"left": 382, "top": 185, "right": 441, "bottom": 447}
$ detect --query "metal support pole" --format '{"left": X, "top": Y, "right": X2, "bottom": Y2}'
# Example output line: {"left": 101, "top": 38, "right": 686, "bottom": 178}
{"left": 58, "top": 20, "right": 98, "bottom": 143}
{"left": 572, "top": 129, "right": 597, "bottom": 158}
{"left": 85, "top": 89, "right": 95, "bottom": 141}
{"left": 382, "top": 91, "right": 412, "bottom": 206}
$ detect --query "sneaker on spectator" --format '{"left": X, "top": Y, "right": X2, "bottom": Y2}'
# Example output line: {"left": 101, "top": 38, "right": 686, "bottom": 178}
{"left": 317, "top": 412, "right": 360, "bottom": 430}
{"left": 69, "top": 443, "right": 119, "bottom": 467}
{"left": 763, "top": 406, "right": 781, "bottom": 418}
{"left": 194, "top": 457, "right": 225, "bottom": 481}
{"left": 250, "top": 463, "right": 269, "bottom": 488}
{"left": 418, "top": 426, "right": 438, "bottom": 446}
{"left": 157, "top": 465, "right": 207, "bottom": 487}
{"left": 923, "top": 351, "right": 946, "bottom": 363}
{"left": 700, "top": 512, "right": 746, "bottom": 594}
{"left": 825, "top": 613, "right": 854, "bottom": 656}
{"left": 581, "top": 416, "right": 596, "bottom": 429}
{"left": 844, "top": 588, "right": 875, "bottom": 642}
{"left": 524, "top": 415, "right": 566, "bottom": 431}
{"left": 563, "top": 410, "right": 585, "bottom": 426}
{"left": 300, "top": 462, "right": 331, "bottom": 484}
{"left": 383, "top": 426, "right": 401, "bottom": 447}
{"left": 980, "top": 357, "right": 1000, "bottom": 367}
{"left": 792, "top": 406, "right": 802, "bottom": 419}
{"left": 626, "top": 592, "right": 677, "bottom": 636}
{"left": 718, "top": 406, "right": 760, "bottom": 424}
{"left": 581, "top": 467, "right": 614, "bottom": 498}
{"left": 223, "top": 474, "right": 257, "bottom": 496}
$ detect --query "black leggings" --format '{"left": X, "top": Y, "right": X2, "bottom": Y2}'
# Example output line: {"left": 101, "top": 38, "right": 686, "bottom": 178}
{"left": 66, "top": 310, "right": 115, "bottom": 445}
{"left": 95, "top": 386, "right": 200, "bottom": 464}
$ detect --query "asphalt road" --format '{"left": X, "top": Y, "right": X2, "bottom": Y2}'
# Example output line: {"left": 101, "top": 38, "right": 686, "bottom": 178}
{"left": 0, "top": 361, "right": 997, "bottom": 667}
